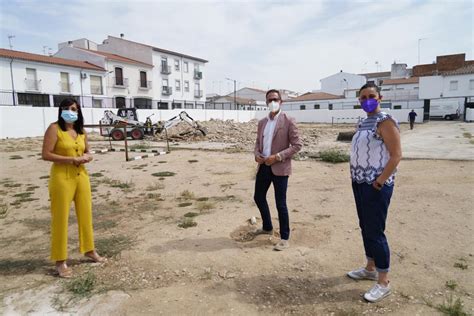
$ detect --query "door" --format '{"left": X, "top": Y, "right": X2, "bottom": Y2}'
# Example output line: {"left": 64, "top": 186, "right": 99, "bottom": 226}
{"left": 423, "top": 99, "right": 430, "bottom": 121}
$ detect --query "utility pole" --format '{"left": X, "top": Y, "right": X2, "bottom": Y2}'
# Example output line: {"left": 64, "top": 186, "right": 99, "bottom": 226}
{"left": 225, "top": 77, "right": 237, "bottom": 110}
{"left": 8, "top": 35, "right": 15, "bottom": 50}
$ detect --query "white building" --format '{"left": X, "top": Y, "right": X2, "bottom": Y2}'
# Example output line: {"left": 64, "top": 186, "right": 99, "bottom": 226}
{"left": 320, "top": 71, "right": 366, "bottom": 96}
{"left": 55, "top": 40, "right": 154, "bottom": 109}
{"left": 380, "top": 77, "right": 420, "bottom": 103}
{"left": 415, "top": 54, "right": 474, "bottom": 118}
{"left": 0, "top": 48, "right": 106, "bottom": 107}
{"left": 281, "top": 92, "right": 354, "bottom": 111}
{"left": 97, "top": 35, "right": 208, "bottom": 110}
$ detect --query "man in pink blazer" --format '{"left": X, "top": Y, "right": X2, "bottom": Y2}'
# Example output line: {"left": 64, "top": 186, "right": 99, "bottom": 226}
{"left": 254, "top": 89, "right": 303, "bottom": 251}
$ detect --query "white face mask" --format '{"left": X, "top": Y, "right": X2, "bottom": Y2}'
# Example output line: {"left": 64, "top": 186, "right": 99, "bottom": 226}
{"left": 268, "top": 101, "right": 280, "bottom": 113}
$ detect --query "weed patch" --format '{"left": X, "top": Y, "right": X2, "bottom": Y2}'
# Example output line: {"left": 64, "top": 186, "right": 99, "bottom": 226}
{"left": 320, "top": 149, "right": 350, "bottom": 163}
{"left": 152, "top": 171, "right": 176, "bottom": 177}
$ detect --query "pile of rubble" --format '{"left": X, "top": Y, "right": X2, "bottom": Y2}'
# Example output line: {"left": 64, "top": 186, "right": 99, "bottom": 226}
{"left": 154, "top": 119, "right": 356, "bottom": 154}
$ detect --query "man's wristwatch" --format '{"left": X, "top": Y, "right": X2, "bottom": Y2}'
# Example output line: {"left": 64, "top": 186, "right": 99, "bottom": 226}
{"left": 276, "top": 153, "right": 282, "bottom": 162}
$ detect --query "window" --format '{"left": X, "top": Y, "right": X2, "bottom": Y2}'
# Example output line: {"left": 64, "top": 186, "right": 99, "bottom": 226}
{"left": 90, "top": 75, "right": 103, "bottom": 95}
{"left": 393, "top": 105, "right": 402, "bottom": 109}
{"left": 115, "top": 97, "right": 126, "bottom": 109}
{"left": 18, "top": 93, "right": 50, "bottom": 107}
{"left": 161, "top": 57, "right": 170, "bottom": 74}
{"left": 115, "top": 67, "right": 123, "bottom": 86}
{"left": 328, "top": 103, "right": 333, "bottom": 110}
{"left": 174, "top": 59, "right": 180, "bottom": 71}
{"left": 134, "top": 98, "right": 152, "bottom": 109}
{"left": 158, "top": 102, "right": 169, "bottom": 109}
{"left": 314, "top": 104, "right": 320, "bottom": 109}
{"left": 470, "top": 79, "right": 474, "bottom": 90}
{"left": 93, "top": 99, "right": 102, "bottom": 108}
{"left": 172, "top": 102, "right": 182, "bottom": 109}
{"left": 354, "top": 105, "right": 361, "bottom": 109}
{"left": 60, "top": 72, "right": 70, "bottom": 93}
{"left": 300, "top": 105, "right": 306, "bottom": 110}
{"left": 184, "top": 81, "right": 190, "bottom": 92}
{"left": 26, "top": 68, "right": 38, "bottom": 90}
{"left": 194, "top": 82, "right": 201, "bottom": 97}
{"left": 450, "top": 80, "right": 458, "bottom": 91}
{"left": 140, "top": 71, "right": 147, "bottom": 88}
{"left": 185, "top": 103, "right": 194, "bottom": 109}
{"left": 162, "top": 79, "right": 169, "bottom": 87}
{"left": 175, "top": 80, "right": 181, "bottom": 91}
{"left": 356, "top": 91, "right": 360, "bottom": 97}
{"left": 183, "top": 61, "right": 189, "bottom": 73}
{"left": 53, "top": 95, "right": 80, "bottom": 107}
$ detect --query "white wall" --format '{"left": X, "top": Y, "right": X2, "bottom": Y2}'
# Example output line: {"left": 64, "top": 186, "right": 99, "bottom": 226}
{"left": 419, "top": 74, "right": 474, "bottom": 99}
{"left": 320, "top": 72, "right": 366, "bottom": 95}
{"left": 466, "top": 108, "right": 474, "bottom": 122}
{"left": 0, "top": 106, "right": 424, "bottom": 139}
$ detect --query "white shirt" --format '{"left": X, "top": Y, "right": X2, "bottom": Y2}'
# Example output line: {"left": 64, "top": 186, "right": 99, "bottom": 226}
{"left": 262, "top": 111, "right": 281, "bottom": 158}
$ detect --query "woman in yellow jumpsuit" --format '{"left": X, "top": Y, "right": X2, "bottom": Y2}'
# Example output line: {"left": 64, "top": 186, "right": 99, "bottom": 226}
{"left": 42, "top": 98, "right": 106, "bottom": 278}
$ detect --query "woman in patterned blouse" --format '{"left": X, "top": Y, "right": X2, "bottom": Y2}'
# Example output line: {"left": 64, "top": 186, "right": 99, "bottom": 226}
{"left": 347, "top": 83, "right": 402, "bottom": 303}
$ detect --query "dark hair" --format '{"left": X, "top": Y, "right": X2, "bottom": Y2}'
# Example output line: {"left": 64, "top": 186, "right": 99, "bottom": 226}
{"left": 57, "top": 98, "right": 84, "bottom": 134}
{"left": 359, "top": 82, "right": 381, "bottom": 97}
{"left": 265, "top": 89, "right": 282, "bottom": 100}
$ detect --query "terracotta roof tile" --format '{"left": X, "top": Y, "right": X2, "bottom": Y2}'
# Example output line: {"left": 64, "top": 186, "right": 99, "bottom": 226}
{"left": 382, "top": 77, "right": 419, "bottom": 85}
{"left": 286, "top": 92, "right": 343, "bottom": 102}
{"left": 0, "top": 48, "right": 105, "bottom": 71}
{"left": 107, "top": 36, "right": 208, "bottom": 63}
{"left": 441, "top": 64, "right": 474, "bottom": 76}
{"left": 77, "top": 48, "right": 153, "bottom": 67}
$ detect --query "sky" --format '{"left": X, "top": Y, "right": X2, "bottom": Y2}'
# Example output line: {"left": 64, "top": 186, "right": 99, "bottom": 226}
{"left": 0, "top": 0, "right": 472, "bottom": 95}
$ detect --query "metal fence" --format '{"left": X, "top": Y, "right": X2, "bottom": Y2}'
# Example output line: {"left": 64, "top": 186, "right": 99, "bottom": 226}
{"left": 0, "top": 90, "right": 267, "bottom": 111}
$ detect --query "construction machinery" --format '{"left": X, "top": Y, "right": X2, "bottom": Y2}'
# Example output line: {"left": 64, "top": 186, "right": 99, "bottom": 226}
{"left": 99, "top": 109, "right": 206, "bottom": 141}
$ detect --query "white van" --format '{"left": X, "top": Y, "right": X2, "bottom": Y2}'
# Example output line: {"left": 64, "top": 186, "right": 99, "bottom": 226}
{"left": 429, "top": 99, "right": 462, "bottom": 120}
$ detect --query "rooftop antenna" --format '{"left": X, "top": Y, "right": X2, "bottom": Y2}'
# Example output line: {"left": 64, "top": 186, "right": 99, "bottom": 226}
{"left": 8, "top": 35, "right": 15, "bottom": 50}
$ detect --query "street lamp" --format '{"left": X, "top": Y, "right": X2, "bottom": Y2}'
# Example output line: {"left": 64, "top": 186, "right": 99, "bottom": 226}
{"left": 418, "top": 38, "right": 428, "bottom": 64}
{"left": 225, "top": 77, "right": 237, "bottom": 110}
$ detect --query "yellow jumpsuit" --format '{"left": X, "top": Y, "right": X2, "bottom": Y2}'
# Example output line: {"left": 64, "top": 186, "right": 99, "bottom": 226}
{"left": 49, "top": 125, "right": 94, "bottom": 261}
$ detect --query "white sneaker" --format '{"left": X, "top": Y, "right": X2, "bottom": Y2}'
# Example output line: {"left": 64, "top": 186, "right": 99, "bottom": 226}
{"left": 273, "top": 239, "right": 289, "bottom": 251}
{"left": 364, "top": 283, "right": 391, "bottom": 302}
{"left": 347, "top": 267, "right": 378, "bottom": 281}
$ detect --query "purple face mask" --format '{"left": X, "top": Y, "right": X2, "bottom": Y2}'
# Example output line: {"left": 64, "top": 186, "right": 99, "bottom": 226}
{"left": 361, "top": 98, "right": 379, "bottom": 113}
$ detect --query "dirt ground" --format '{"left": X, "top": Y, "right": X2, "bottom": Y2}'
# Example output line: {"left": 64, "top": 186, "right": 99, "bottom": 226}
{"left": 0, "top": 121, "right": 473, "bottom": 315}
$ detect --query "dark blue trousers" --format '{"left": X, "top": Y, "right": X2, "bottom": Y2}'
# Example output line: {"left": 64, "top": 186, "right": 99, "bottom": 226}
{"left": 254, "top": 165, "right": 290, "bottom": 240}
{"left": 352, "top": 182, "right": 393, "bottom": 272}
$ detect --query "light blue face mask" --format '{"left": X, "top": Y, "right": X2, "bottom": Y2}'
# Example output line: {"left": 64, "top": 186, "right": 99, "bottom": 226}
{"left": 61, "top": 110, "right": 78, "bottom": 123}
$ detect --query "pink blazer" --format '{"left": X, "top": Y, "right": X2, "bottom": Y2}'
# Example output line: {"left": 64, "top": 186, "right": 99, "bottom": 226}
{"left": 254, "top": 112, "right": 303, "bottom": 176}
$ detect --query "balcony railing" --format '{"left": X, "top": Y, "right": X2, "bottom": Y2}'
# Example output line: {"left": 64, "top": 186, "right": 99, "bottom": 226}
{"left": 91, "top": 85, "right": 103, "bottom": 95}
{"left": 162, "top": 86, "right": 173, "bottom": 95}
{"left": 194, "top": 89, "right": 203, "bottom": 98}
{"left": 161, "top": 65, "right": 171, "bottom": 74}
{"left": 25, "top": 79, "right": 41, "bottom": 91}
{"left": 113, "top": 77, "right": 129, "bottom": 88}
{"left": 194, "top": 70, "right": 202, "bottom": 80}
{"left": 138, "top": 80, "right": 152, "bottom": 90}
{"left": 60, "top": 82, "right": 73, "bottom": 93}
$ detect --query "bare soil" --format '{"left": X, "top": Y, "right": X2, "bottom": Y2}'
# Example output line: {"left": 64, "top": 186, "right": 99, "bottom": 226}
{"left": 0, "top": 122, "right": 473, "bottom": 315}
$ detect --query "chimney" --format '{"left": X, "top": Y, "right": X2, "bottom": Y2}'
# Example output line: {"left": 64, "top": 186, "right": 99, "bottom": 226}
{"left": 120, "top": 33, "right": 124, "bottom": 39}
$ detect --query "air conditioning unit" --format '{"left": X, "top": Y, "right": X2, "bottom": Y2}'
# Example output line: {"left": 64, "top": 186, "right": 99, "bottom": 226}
{"left": 81, "top": 73, "right": 87, "bottom": 79}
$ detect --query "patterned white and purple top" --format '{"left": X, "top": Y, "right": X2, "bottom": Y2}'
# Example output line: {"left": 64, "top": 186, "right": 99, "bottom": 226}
{"left": 350, "top": 112, "right": 399, "bottom": 186}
